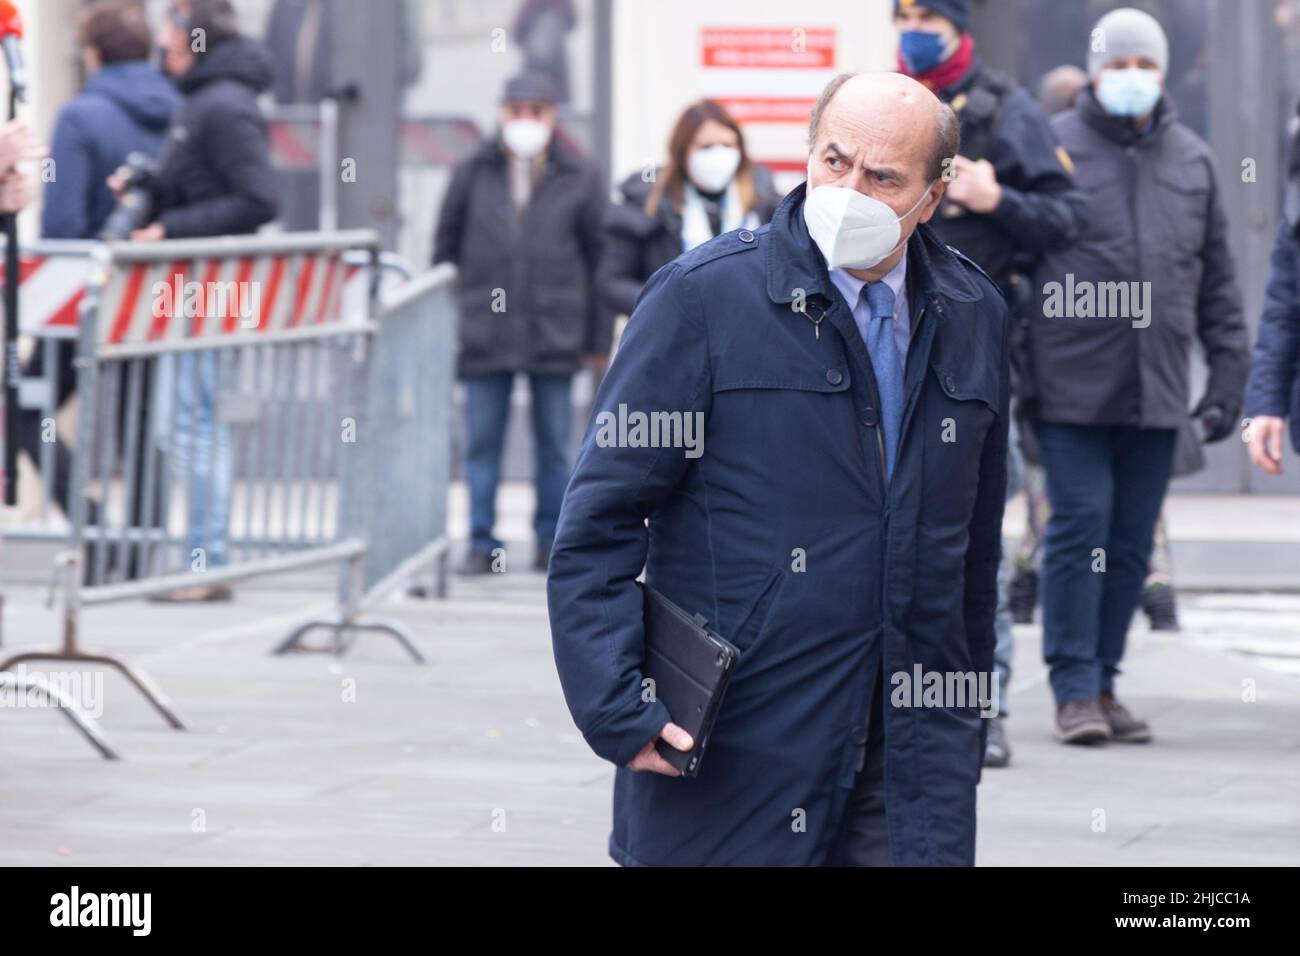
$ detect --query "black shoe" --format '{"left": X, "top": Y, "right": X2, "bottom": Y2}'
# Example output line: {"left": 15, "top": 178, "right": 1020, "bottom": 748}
{"left": 1007, "top": 567, "right": 1037, "bottom": 624}
{"left": 533, "top": 546, "right": 551, "bottom": 573}
{"left": 456, "top": 551, "right": 496, "bottom": 575}
{"left": 983, "top": 715, "right": 1011, "bottom": 768}
{"left": 1141, "top": 583, "right": 1180, "bottom": 632}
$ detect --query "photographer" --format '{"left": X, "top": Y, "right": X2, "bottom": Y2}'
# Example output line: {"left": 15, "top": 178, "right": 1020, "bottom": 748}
{"left": 115, "top": 0, "right": 277, "bottom": 240}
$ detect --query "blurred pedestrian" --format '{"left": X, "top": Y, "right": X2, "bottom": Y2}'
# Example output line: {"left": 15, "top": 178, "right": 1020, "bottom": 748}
{"left": 894, "top": 0, "right": 1087, "bottom": 769}
{"left": 433, "top": 72, "right": 606, "bottom": 575}
{"left": 599, "top": 99, "right": 780, "bottom": 330}
{"left": 1037, "top": 64, "right": 1087, "bottom": 117}
{"left": 1244, "top": 109, "right": 1300, "bottom": 478}
{"left": 129, "top": 0, "right": 278, "bottom": 602}
{"left": 20, "top": 0, "right": 178, "bottom": 527}
{"left": 1011, "top": 58, "right": 1191, "bottom": 634}
{"left": 550, "top": 72, "right": 1009, "bottom": 866}
{"left": 43, "top": 1, "right": 179, "bottom": 240}
{"left": 1026, "top": 8, "right": 1250, "bottom": 746}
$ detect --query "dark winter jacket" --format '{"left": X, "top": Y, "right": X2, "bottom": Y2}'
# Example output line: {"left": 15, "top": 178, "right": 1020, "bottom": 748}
{"left": 927, "top": 61, "right": 1087, "bottom": 289}
{"left": 1027, "top": 88, "right": 1249, "bottom": 429}
{"left": 548, "top": 183, "right": 1010, "bottom": 866}
{"left": 41, "top": 61, "right": 180, "bottom": 239}
{"left": 598, "top": 165, "right": 783, "bottom": 320}
{"left": 433, "top": 135, "right": 607, "bottom": 377}
{"left": 1244, "top": 219, "right": 1300, "bottom": 453}
{"left": 151, "top": 36, "right": 279, "bottom": 238}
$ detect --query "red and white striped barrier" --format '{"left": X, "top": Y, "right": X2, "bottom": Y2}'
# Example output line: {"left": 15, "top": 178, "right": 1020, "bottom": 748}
{"left": 95, "top": 250, "right": 363, "bottom": 348}
{"left": 0, "top": 245, "right": 95, "bottom": 338}
{"left": 0, "top": 241, "right": 369, "bottom": 343}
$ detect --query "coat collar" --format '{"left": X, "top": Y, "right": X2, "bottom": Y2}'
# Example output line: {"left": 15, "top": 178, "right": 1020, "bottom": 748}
{"left": 764, "top": 182, "right": 986, "bottom": 309}
{"left": 1076, "top": 84, "right": 1177, "bottom": 148}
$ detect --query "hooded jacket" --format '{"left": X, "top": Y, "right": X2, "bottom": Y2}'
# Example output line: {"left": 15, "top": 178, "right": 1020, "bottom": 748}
{"left": 41, "top": 61, "right": 180, "bottom": 239}
{"left": 151, "top": 36, "right": 278, "bottom": 238}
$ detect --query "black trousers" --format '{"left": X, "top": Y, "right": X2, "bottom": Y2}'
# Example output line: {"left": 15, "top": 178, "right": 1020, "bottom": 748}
{"left": 833, "top": 667, "right": 891, "bottom": 866}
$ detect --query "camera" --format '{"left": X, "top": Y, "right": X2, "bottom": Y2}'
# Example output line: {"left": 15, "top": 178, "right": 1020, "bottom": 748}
{"left": 99, "top": 152, "right": 159, "bottom": 240}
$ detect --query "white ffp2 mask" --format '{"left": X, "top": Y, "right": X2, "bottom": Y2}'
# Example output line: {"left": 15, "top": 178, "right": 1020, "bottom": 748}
{"left": 803, "top": 161, "right": 936, "bottom": 271}
{"left": 687, "top": 145, "right": 742, "bottom": 194}
{"left": 501, "top": 119, "right": 551, "bottom": 159}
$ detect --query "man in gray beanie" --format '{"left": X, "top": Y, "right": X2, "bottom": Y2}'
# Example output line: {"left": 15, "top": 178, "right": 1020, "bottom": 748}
{"left": 1023, "top": 8, "right": 1250, "bottom": 746}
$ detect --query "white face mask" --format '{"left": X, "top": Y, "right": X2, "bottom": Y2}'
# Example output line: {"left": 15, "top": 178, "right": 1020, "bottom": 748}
{"left": 687, "top": 145, "right": 742, "bottom": 194}
{"left": 501, "top": 118, "right": 551, "bottom": 159}
{"left": 803, "top": 158, "right": 936, "bottom": 271}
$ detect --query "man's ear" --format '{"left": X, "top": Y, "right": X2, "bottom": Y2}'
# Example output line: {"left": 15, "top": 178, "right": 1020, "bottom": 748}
{"left": 917, "top": 178, "right": 947, "bottom": 225}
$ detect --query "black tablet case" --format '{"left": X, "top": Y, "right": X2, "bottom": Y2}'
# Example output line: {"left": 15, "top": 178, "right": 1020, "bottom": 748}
{"left": 641, "top": 583, "right": 740, "bottom": 777}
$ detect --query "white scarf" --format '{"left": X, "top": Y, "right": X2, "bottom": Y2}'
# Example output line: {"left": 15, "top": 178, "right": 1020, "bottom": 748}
{"left": 680, "top": 181, "right": 759, "bottom": 251}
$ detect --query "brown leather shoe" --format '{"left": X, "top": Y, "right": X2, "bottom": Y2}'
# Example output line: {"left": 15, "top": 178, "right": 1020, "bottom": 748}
{"left": 1054, "top": 698, "right": 1112, "bottom": 745}
{"left": 149, "top": 584, "right": 234, "bottom": 603}
{"left": 1099, "top": 692, "right": 1152, "bottom": 743}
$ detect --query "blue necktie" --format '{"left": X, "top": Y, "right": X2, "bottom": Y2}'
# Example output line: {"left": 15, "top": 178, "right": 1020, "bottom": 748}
{"left": 862, "top": 281, "right": 903, "bottom": 482}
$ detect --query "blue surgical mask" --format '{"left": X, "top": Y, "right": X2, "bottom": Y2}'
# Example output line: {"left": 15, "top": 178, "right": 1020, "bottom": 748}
{"left": 899, "top": 30, "right": 949, "bottom": 74}
{"left": 1095, "top": 67, "right": 1162, "bottom": 118}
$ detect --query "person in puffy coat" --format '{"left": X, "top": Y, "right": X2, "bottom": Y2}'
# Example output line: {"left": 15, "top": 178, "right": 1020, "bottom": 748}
{"left": 1025, "top": 8, "right": 1249, "bottom": 746}
{"left": 598, "top": 99, "right": 780, "bottom": 328}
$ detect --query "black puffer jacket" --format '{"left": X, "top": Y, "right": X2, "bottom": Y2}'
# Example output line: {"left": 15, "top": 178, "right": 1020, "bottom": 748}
{"left": 151, "top": 37, "right": 278, "bottom": 238}
{"left": 433, "top": 135, "right": 607, "bottom": 377}
{"left": 598, "top": 165, "right": 782, "bottom": 320}
{"left": 1027, "top": 88, "right": 1249, "bottom": 429}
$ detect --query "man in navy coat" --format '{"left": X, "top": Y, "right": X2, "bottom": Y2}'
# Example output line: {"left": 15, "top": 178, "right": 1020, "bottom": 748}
{"left": 547, "top": 72, "right": 1009, "bottom": 866}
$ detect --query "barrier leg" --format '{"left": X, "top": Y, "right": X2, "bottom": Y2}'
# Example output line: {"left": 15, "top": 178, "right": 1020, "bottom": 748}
{"left": 273, "top": 554, "right": 425, "bottom": 662}
{"left": 0, "top": 554, "right": 185, "bottom": 731}
{"left": 0, "top": 671, "right": 119, "bottom": 760}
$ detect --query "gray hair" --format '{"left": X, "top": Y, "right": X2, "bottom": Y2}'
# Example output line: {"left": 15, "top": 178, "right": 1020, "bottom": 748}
{"left": 808, "top": 72, "right": 961, "bottom": 183}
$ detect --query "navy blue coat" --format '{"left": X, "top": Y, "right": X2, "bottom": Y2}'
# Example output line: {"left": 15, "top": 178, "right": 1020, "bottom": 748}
{"left": 41, "top": 61, "right": 180, "bottom": 239}
{"left": 547, "top": 184, "right": 1010, "bottom": 866}
{"left": 1244, "top": 220, "right": 1300, "bottom": 453}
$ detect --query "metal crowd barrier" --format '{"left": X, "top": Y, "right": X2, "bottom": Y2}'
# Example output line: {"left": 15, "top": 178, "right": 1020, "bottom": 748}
{"left": 0, "top": 237, "right": 410, "bottom": 539}
{"left": 0, "top": 232, "right": 458, "bottom": 755}
{"left": 274, "top": 263, "right": 457, "bottom": 659}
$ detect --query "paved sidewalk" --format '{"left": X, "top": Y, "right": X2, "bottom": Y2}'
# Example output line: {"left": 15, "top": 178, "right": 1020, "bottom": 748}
{"left": 0, "top": 537, "right": 1297, "bottom": 866}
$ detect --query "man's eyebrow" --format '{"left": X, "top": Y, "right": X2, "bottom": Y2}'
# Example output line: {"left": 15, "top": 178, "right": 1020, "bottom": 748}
{"left": 866, "top": 164, "right": 904, "bottom": 181}
{"left": 824, "top": 141, "right": 852, "bottom": 160}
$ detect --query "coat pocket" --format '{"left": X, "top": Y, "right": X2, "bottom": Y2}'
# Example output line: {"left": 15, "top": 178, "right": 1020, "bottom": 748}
{"left": 726, "top": 565, "right": 785, "bottom": 654}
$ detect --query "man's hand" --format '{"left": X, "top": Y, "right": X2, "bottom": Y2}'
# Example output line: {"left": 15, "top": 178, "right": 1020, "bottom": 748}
{"left": 130, "top": 222, "right": 166, "bottom": 242}
{"left": 627, "top": 721, "right": 694, "bottom": 777}
{"left": 945, "top": 155, "right": 1003, "bottom": 214}
{"left": 0, "top": 119, "right": 32, "bottom": 170}
{"left": 1247, "top": 415, "right": 1287, "bottom": 475}
{"left": 0, "top": 169, "right": 31, "bottom": 213}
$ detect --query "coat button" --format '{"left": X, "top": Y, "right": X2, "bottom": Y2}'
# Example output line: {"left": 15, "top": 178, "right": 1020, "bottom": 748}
{"left": 738, "top": 229, "right": 754, "bottom": 242}
{"left": 944, "top": 373, "right": 956, "bottom": 392}
{"left": 860, "top": 406, "right": 878, "bottom": 427}
{"left": 851, "top": 725, "right": 868, "bottom": 745}
{"left": 826, "top": 368, "right": 843, "bottom": 386}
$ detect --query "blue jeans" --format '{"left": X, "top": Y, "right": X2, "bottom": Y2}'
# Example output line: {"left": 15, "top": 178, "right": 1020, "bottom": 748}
{"left": 156, "top": 351, "right": 232, "bottom": 569}
{"left": 465, "top": 372, "right": 572, "bottom": 555}
{"left": 1035, "top": 422, "right": 1177, "bottom": 704}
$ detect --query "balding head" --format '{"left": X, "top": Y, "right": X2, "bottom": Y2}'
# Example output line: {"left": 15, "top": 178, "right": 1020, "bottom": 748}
{"left": 808, "top": 71, "right": 959, "bottom": 183}
{"left": 805, "top": 72, "right": 955, "bottom": 277}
